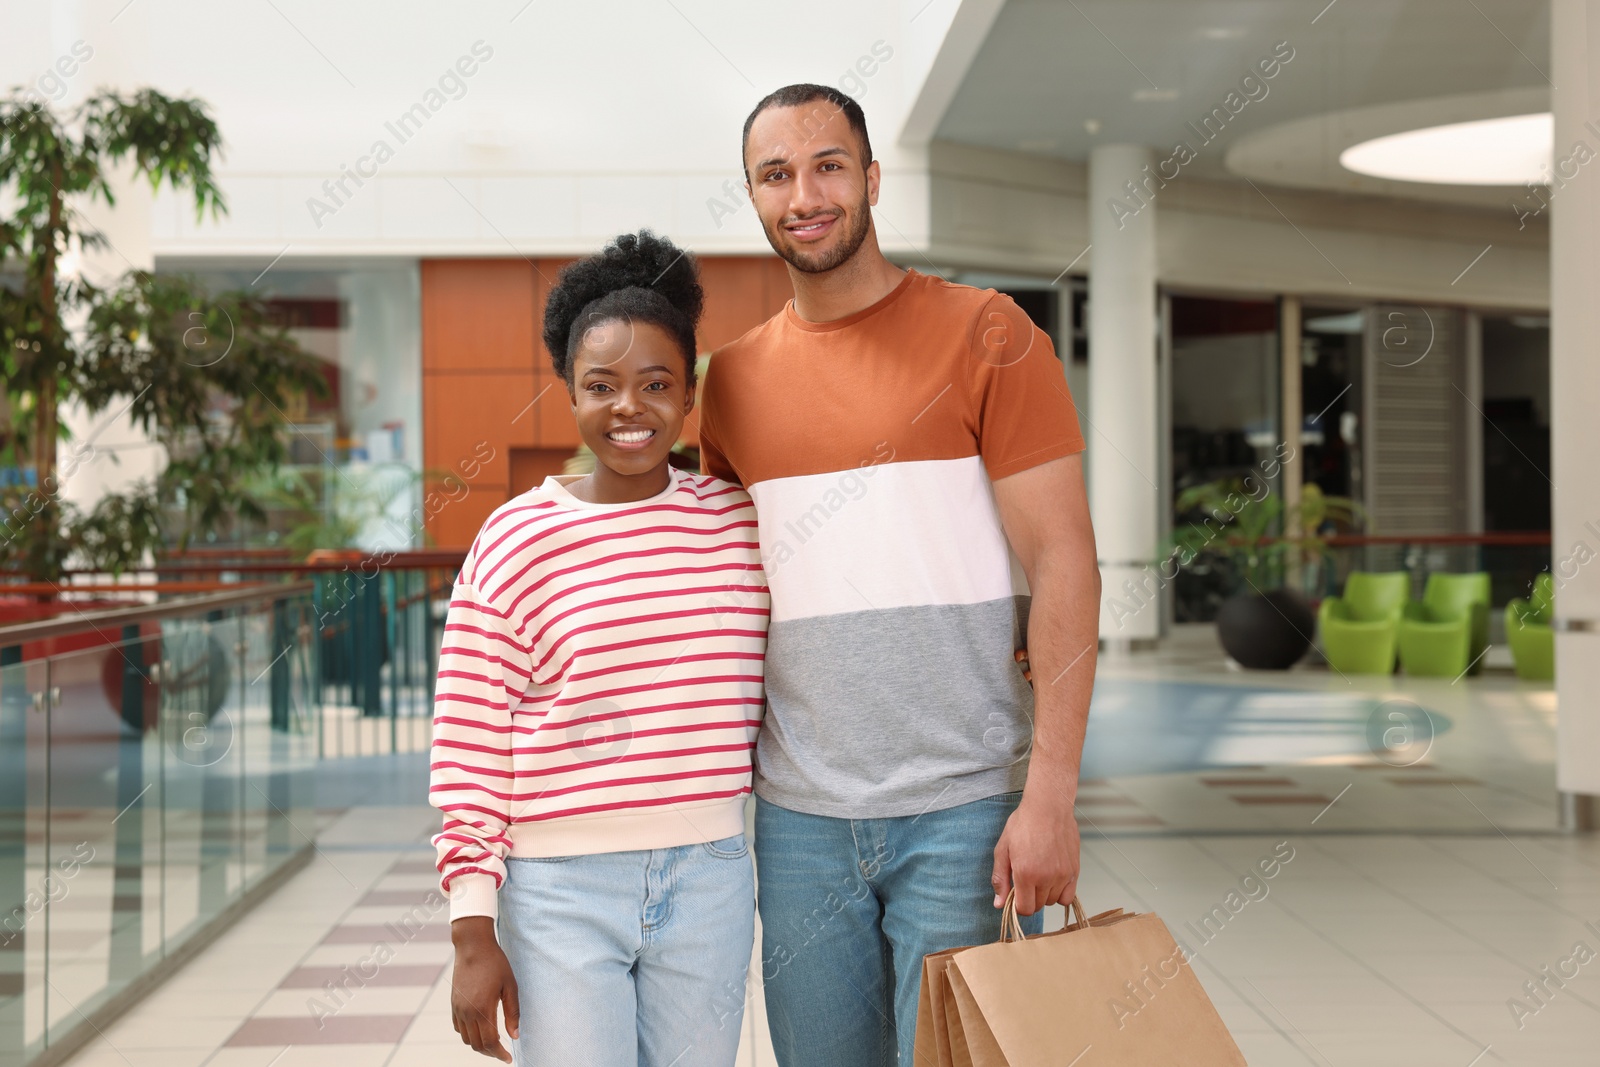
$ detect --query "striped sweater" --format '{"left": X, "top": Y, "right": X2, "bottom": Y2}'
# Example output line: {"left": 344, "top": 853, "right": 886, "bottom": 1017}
{"left": 429, "top": 467, "right": 769, "bottom": 921}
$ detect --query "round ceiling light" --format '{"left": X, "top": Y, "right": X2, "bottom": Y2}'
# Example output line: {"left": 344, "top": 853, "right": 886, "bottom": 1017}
{"left": 1338, "top": 112, "right": 1551, "bottom": 185}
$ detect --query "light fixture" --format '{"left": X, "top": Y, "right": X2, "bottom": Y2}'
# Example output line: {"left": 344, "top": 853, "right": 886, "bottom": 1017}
{"left": 1339, "top": 112, "right": 1552, "bottom": 185}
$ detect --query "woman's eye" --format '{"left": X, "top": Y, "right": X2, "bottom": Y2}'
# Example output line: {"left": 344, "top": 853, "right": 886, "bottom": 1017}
{"left": 645, "top": 381, "right": 667, "bottom": 392}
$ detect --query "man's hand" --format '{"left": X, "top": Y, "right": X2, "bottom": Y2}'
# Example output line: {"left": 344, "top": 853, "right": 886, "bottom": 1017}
{"left": 451, "top": 916, "right": 520, "bottom": 1062}
{"left": 992, "top": 791, "right": 1081, "bottom": 917}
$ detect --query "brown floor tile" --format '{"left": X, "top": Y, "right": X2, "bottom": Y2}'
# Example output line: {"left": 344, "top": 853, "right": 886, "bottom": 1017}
{"left": 279, "top": 963, "right": 446, "bottom": 989}
{"left": 1230, "top": 794, "right": 1333, "bottom": 805}
{"left": 358, "top": 889, "right": 444, "bottom": 907}
{"left": 1202, "top": 777, "right": 1296, "bottom": 787}
{"left": 226, "top": 1014, "right": 413, "bottom": 1046}
{"left": 322, "top": 924, "right": 450, "bottom": 944}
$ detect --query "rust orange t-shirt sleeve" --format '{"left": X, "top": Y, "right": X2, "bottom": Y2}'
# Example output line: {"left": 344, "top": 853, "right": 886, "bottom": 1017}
{"left": 967, "top": 291, "right": 1087, "bottom": 482}
{"left": 697, "top": 358, "right": 741, "bottom": 485}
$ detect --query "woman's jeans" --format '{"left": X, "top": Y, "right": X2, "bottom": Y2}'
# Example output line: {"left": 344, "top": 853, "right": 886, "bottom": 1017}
{"left": 497, "top": 834, "right": 755, "bottom": 1067}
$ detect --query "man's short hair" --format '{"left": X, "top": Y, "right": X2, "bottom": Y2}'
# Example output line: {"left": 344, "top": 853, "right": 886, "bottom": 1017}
{"left": 741, "top": 84, "right": 873, "bottom": 179}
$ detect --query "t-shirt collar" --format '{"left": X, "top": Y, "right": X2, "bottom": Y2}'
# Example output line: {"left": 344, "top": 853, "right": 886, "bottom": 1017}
{"left": 782, "top": 268, "right": 922, "bottom": 333}
{"left": 542, "top": 466, "right": 684, "bottom": 510}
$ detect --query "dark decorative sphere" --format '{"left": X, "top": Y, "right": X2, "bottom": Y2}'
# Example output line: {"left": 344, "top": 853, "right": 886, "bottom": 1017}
{"left": 1216, "top": 588, "right": 1315, "bottom": 670}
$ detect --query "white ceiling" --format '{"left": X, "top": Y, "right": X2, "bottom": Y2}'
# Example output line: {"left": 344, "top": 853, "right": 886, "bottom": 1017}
{"left": 935, "top": 0, "right": 1552, "bottom": 200}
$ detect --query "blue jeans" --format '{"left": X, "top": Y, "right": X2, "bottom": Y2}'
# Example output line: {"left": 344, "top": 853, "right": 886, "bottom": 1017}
{"left": 753, "top": 792, "right": 1041, "bottom": 1067}
{"left": 497, "top": 834, "right": 755, "bottom": 1067}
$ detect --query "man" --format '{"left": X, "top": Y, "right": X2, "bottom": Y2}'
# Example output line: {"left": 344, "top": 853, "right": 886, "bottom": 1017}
{"left": 698, "top": 83, "right": 1100, "bottom": 1067}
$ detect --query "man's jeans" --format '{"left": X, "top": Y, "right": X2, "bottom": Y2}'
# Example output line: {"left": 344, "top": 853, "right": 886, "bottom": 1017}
{"left": 497, "top": 834, "right": 755, "bottom": 1067}
{"left": 754, "top": 792, "right": 1042, "bottom": 1067}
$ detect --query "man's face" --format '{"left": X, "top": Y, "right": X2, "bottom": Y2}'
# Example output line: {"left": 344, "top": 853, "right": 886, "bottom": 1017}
{"left": 743, "top": 102, "right": 877, "bottom": 274}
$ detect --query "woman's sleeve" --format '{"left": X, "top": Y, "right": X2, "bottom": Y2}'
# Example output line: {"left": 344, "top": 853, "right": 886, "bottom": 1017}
{"left": 428, "top": 563, "right": 533, "bottom": 922}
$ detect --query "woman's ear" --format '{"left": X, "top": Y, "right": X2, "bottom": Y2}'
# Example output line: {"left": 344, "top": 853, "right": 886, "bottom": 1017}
{"left": 683, "top": 382, "right": 697, "bottom": 417}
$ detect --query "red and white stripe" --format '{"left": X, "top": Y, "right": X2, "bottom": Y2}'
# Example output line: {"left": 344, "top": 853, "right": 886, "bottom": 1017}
{"left": 428, "top": 469, "right": 769, "bottom": 921}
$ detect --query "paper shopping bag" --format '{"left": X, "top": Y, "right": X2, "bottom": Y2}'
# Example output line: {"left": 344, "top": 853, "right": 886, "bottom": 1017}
{"left": 914, "top": 895, "right": 1246, "bottom": 1066}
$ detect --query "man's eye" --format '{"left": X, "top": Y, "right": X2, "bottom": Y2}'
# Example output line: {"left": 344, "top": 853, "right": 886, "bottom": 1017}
{"left": 766, "top": 170, "right": 788, "bottom": 182}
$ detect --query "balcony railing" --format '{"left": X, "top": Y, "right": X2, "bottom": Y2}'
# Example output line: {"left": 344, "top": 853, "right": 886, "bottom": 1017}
{"left": 0, "top": 553, "right": 463, "bottom": 1067}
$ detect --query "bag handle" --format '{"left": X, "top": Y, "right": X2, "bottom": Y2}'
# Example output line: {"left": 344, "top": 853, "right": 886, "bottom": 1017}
{"left": 998, "top": 889, "right": 1091, "bottom": 942}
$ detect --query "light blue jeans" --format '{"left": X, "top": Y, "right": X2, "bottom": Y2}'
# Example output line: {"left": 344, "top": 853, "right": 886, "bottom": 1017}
{"left": 497, "top": 834, "right": 755, "bottom": 1067}
{"left": 753, "top": 792, "right": 1041, "bottom": 1067}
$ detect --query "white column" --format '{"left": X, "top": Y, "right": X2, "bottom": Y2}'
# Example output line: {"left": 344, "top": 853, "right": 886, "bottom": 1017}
{"left": 1552, "top": 0, "right": 1600, "bottom": 825}
{"left": 1088, "top": 144, "right": 1161, "bottom": 647}
{"left": 57, "top": 7, "right": 166, "bottom": 527}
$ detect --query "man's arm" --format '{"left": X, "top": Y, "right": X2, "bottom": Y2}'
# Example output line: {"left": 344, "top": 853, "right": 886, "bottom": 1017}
{"left": 990, "top": 451, "right": 1100, "bottom": 916}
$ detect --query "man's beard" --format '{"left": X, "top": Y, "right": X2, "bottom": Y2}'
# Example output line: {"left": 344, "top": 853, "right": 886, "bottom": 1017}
{"left": 764, "top": 196, "right": 873, "bottom": 275}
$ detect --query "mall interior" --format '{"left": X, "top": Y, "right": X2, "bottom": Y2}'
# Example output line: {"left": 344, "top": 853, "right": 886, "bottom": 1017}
{"left": 2, "top": 0, "right": 1599, "bottom": 1064}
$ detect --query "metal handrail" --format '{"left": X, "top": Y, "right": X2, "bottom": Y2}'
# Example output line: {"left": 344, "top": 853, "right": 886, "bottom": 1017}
{"left": 2, "top": 549, "right": 469, "bottom": 577}
{"left": 0, "top": 580, "right": 314, "bottom": 645}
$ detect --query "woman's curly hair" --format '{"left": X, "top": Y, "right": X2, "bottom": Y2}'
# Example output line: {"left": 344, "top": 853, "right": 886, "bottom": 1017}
{"left": 541, "top": 230, "right": 704, "bottom": 385}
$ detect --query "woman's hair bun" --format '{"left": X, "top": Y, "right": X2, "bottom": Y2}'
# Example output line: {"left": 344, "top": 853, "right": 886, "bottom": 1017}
{"left": 541, "top": 229, "right": 703, "bottom": 382}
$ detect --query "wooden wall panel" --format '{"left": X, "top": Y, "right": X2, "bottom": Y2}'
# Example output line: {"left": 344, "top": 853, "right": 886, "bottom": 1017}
{"left": 428, "top": 488, "right": 499, "bottom": 550}
{"left": 421, "top": 260, "right": 537, "bottom": 372}
{"left": 423, "top": 371, "right": 538, "bottom": 488}
{"left": 423, "top": 255, "right": 788, "bottom": 545}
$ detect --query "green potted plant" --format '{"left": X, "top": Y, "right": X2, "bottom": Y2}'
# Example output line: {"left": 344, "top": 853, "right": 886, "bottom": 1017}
{"left": 0, "top": 88, "right": 328, "bottom": 586}
{"left": 1169, "top": 480, "right": 1365, "bottom": 669}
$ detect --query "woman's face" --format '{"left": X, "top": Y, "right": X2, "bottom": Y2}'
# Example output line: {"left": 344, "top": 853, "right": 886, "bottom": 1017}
{"left": 569, "top": 318, "right": 693, "bottom": 478}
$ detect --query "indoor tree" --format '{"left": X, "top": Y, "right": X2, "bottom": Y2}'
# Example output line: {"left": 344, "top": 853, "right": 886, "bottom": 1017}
{"left": 0, "top": 87, "right": 326, "bottom": 582}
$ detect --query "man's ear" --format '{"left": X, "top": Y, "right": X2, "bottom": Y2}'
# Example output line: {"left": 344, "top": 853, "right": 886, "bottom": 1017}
{"left": 865, "top": 159, "right": 881, "bottom": 207}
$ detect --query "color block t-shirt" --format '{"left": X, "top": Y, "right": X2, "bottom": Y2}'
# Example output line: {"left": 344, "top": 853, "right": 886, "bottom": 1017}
{"left": 699, "top": 268, "right": 1086, "bottom": 819}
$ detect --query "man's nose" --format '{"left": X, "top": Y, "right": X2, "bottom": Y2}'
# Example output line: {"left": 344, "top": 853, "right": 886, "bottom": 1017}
{"left": 788, "top": 169, "right": 827, "bottom": 217}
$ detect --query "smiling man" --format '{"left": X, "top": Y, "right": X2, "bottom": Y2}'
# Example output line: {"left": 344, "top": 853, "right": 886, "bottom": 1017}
{"left": 697, "top": 84, "right": 1101, "bottom": 1066}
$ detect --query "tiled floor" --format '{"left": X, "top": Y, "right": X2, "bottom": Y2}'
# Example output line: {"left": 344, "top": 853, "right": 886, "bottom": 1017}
{"left": 52, "top": 625, "right": 1598, "bottom": 1067}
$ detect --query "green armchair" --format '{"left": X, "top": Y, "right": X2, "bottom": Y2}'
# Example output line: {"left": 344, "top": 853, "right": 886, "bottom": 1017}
{"left": 1505, "top": 573, "right": 1555, "bottom": 681}
{"left": 1398, "top": 573, "right": 1490, "bottom": 677}
{"left": 1318, "top": 572, "right": 1411, "bottom": 674}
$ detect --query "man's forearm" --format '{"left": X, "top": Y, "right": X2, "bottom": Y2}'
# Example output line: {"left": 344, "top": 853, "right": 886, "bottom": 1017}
{"left": 1020, "top": 548, "right": 1100, "bottom": 807}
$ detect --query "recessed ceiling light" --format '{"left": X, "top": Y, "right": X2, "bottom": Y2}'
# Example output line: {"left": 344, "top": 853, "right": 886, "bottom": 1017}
{"left": 1133, "top": 88, "right": 1180, "bottom": 102}
{"left": 1198, "top": 27, "right": 1246, "bottom": 39}
{"left": 1339, "top": 113, "right": 1551, "bottom": 185}
{"left": 1084, "top": 118, "right": 1102, "bottom": 135}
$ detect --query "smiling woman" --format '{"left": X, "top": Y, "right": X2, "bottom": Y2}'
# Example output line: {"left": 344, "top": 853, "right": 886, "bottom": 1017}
{"left": 430, "top": 228, "right": 769, "bottom": 1067}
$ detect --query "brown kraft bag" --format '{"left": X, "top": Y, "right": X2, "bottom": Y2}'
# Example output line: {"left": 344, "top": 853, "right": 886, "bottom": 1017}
{"left": 914, "top": 893, "right": 1247, "bottom": 1066}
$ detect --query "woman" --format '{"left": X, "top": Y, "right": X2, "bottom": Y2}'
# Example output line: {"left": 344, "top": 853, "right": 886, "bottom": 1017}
{"left": 429, "top": 230, "right": 769, "bottom": 1066}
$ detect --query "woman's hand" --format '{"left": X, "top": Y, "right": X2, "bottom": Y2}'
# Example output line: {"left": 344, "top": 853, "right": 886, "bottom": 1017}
{"left": 1015, "top": 647, "right": 1033, "bottom": 686}
{"left": 450, "top": 917, "right": 520, "bottom": 1062}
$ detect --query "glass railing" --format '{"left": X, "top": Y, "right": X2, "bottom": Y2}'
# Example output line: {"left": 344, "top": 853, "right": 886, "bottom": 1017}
{"left": 0, "top": 584, "right": 322, "bottom": 1067}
